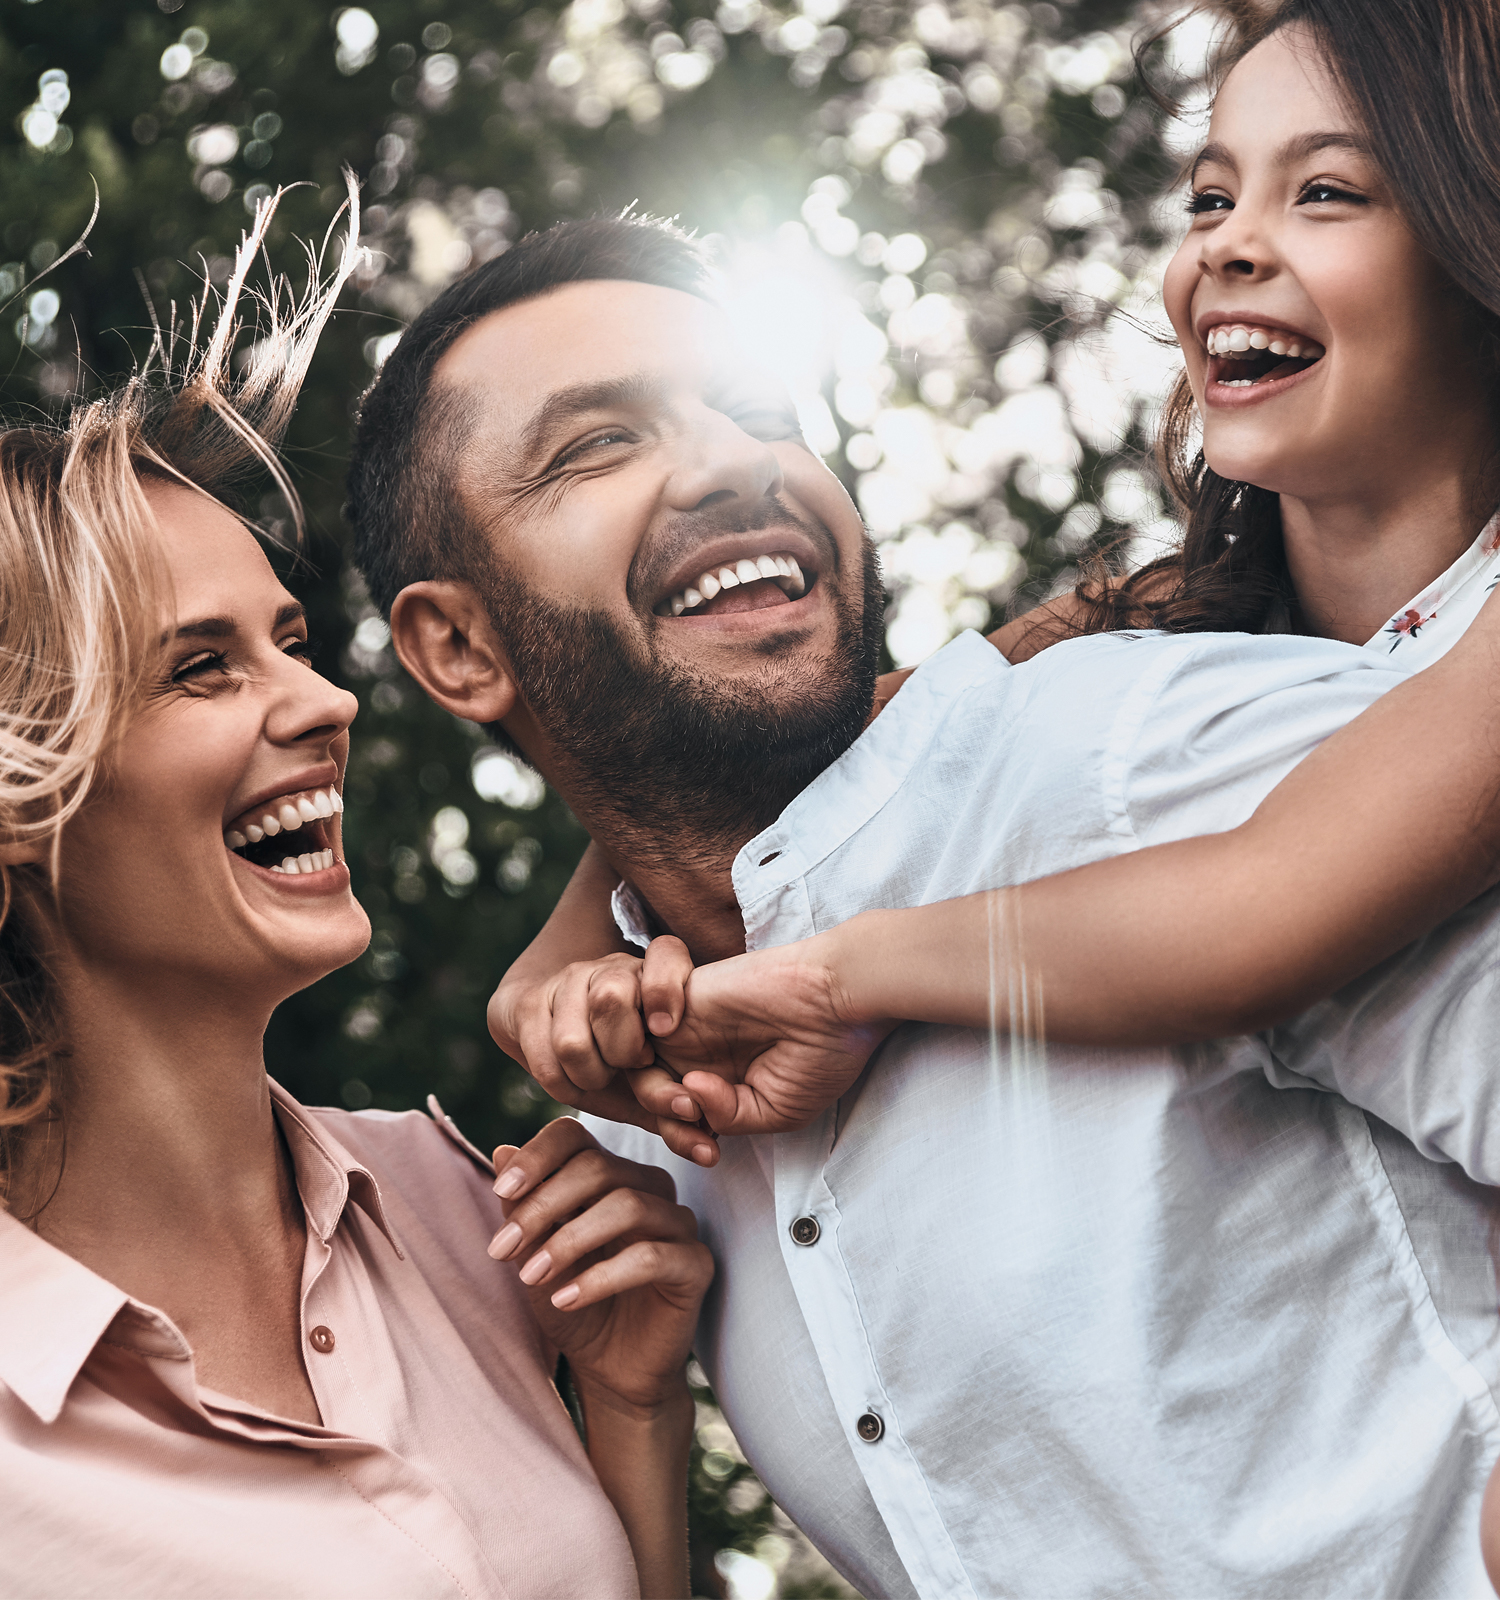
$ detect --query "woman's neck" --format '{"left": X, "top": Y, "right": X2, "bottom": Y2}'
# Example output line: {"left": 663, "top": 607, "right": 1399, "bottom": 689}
{"left": 1279, "top": 468, "right": 1497, "bottom": 645}
{"left": 11, "top": 959, "right": 299, "bottom": 1306}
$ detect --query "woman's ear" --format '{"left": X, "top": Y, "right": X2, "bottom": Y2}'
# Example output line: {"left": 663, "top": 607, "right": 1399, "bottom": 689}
{"left": 389, "top": 580, "right": 518, "bottom": 727}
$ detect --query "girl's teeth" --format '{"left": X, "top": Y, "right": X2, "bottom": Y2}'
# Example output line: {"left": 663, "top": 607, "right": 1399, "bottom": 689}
{"left": 280, "top": 856, "right": 300, "bottom": 873}
{"left": 261, "top": 813, "right": 281, "bottom": 837}
{"left": 699, "top": 572, "right": 721, "bottom": 600}
{"left": 297, "top": 853, "right": 314, "bottom": 872}
{"left": 277, "top": 803, "right": 301, "bottom": 831}
{"left": 245, "top": 823, "right": 264, "bottom": 842}
{"left": 1269, "top": 340, "right": 1287, "bottom": 356}
{"left": 1227, "top": 328, "right": 1250, "bottom": 352}
{"left": 226, "top": 830, "right": 247, "bottom": 849}
{"left": 295, "top": 796, "right": 319, "bottom": 823}
{"left": 331, "top": 790, "right": 344, "bottom": 814}
{"left": 1248, "top": 330, "right": 1268, "bottom": 349}
{"left": 312, "top": 791, "right": 334, "bottom": 819}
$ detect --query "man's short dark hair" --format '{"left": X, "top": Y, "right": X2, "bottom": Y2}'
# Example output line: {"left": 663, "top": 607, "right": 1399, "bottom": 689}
{"left": 346, "top": 213, "right": 713, "bottom": 617}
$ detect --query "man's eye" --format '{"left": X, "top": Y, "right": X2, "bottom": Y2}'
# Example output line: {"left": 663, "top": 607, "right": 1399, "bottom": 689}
{"left": 555, "top": 428, "right": 633, "bottom": 468}
{"left": 1185, "top": 190, "right": 1232, "bottom": 215}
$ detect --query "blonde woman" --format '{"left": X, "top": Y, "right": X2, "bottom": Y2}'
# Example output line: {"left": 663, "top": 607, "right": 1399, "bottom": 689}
{"left": 0, "top": 197, "right": 709, "bottom": 1599}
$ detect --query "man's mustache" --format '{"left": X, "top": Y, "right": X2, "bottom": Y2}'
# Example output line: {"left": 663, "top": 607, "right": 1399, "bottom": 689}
{"left": 626, "top": 494, "right": 839, "bottom": 612}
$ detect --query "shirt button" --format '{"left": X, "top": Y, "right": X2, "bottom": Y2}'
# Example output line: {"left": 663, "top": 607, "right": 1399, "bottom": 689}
{"left": 856, "top": 1411, "right": 884, "bottom": 1443}
{"left": 789, "top": 1215, "right": 821, "bottom": 1247}
{"left": 309, "top": 1325, "right": 336, "bottom": 1354}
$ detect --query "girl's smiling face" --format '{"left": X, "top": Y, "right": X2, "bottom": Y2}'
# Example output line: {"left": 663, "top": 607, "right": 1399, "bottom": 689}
{"left": 1162, "top": 23, "right": 1491, "bottom": 508}
{"left": 52, "top": 480, "right": 370, "bottom": 1006}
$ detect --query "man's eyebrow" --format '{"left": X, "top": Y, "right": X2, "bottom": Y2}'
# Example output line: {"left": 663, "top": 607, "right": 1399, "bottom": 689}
{"left": 518, "top": 373, "right": 663, "bottom": 464}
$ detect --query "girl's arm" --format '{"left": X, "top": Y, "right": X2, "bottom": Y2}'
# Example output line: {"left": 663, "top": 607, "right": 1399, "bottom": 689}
{"left": 652, "top": 594, "right": 1500, "bottom": 1134}
{"left": 490, "top": 1119, "right": 712, "bottom": 1599}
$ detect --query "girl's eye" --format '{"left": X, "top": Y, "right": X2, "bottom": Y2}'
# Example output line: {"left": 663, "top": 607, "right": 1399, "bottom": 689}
{"left": 1298, "top": 181, "right": 1365, "bottom": 206}
{"left": 1186, "top": 190, "right": 1233, "bottom": 216}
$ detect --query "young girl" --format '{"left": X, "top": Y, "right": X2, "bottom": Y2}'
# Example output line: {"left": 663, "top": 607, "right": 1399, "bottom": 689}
{"left": 0, "top": 196, "right": 709, "bottom": 1598}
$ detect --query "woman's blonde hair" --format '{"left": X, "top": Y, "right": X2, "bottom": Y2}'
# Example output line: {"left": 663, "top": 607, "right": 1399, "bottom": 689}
{"left": 0, "top": 183, "right": 363, "bottom": 1206}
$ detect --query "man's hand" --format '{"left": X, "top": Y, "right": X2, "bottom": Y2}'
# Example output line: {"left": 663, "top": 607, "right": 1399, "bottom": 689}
{"left": 644, "top": 933, "right": 896, "bottom": 1134}
{"left": 487, "top": 941, "right": 720, "bottom": 1166}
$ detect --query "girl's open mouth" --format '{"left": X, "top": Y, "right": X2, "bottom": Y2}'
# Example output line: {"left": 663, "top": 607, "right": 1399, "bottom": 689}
{"left": 1204, "top": 322, "right": 1325, "bottom": 399}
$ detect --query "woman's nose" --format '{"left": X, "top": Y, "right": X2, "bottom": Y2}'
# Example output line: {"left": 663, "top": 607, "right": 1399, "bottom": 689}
{"left": 268, "top": 660, "right": 359, "bottom": 749}
{"left": 662, "top": 404, "right": 785, "bottom": 513}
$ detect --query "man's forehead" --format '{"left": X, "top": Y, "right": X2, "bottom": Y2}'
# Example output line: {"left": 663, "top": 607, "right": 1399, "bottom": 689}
{"left": 438, "top": 278, "right": 731, "bottom": 402}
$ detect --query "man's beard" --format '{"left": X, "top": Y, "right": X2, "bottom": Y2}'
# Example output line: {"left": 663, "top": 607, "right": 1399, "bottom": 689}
{"left": 478, "top": 520, "right": 885, "bottom": 864}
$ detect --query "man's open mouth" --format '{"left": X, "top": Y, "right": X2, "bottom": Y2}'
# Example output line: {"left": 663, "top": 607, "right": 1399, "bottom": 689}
{"left": 655, "top": 551, "right": 809, "bottom": 619}
{"left": 1206, "top": 322, "right": 1325, "bottom": 389}
{"left": 223, "top": 786, "right": 343, "bottom": 875}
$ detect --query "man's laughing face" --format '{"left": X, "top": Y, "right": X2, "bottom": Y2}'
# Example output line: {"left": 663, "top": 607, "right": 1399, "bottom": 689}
{"left": 428, "top": 278, "right": 884, "bottom": 842}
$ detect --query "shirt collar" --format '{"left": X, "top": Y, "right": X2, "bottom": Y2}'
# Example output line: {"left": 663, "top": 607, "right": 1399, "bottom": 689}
{"left": 732, "top": 629, "right": 1009, "bottom": 943}
{"left": 268, "top": 1079, "right": 401, "bottom": 1257}
{"left": 0, "top": 1079, "right": 399, "bottom": 1425}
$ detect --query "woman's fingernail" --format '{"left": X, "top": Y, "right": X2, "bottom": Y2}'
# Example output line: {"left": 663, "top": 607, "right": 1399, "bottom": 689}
{"left": 519, "top": 1250, "right": 553, "bottom": 1286}
{"left": 494, "top": 1167, "right": 525, "bottom": 1199}
{"left": 488, "top": 1222, "right": 523, "bottom": 1260}
{"left": 671, "top": 1095, "right": 696, "bottom": 1119}
{"left": 551, "top": 1283, "right": 581, "bottom": 1309}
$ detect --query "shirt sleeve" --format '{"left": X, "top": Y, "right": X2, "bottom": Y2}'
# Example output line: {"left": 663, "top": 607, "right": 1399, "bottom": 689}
{"left": 1112, "top": 633, "right": 1399, "bottom": 847}
{"left": 1263, "top": 888, "right": 1500, "bottom": 1184}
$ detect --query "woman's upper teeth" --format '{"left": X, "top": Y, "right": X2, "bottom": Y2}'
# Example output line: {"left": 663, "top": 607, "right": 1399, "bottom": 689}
{"left": 1207, "top": 323, "right": 1324, "bottom": 361}
{"left": 224, "top": 787, "right": 343, "bottom": 850}
{"left": 667, "top": 552, "right": 806, "bottom": 617}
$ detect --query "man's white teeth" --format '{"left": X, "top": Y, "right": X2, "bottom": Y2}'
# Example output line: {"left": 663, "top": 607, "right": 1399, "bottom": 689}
{"left": 269, "top": 849, "right": 336, "bottom": 875}
{"left": 225, "top": 789, "right": 344, "bottom": 852}
{"left": 663, "top": 552, "right": 807, "bottom": 616}
{"left": 1206, "top": 323, "right": 1324, "bottom": 361}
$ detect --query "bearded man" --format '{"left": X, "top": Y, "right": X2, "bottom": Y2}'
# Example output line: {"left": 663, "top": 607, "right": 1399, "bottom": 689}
{"left": 346, "top": 216, "right": 1500, "bottom": 1599}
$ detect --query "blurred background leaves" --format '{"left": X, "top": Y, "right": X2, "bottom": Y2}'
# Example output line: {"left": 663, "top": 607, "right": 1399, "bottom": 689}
{"left": 0, "top": 0, "right": 1208, "bottom": 1589}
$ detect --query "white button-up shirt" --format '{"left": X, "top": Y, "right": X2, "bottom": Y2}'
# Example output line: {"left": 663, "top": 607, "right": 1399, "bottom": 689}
{"left": 593, "top": 524, "right": 1500, "bottom": 1599}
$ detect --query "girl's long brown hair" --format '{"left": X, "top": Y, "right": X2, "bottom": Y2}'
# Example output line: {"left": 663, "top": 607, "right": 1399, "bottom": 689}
{"left": 1076, "top": 0, "right": 1500, "bottom": 636}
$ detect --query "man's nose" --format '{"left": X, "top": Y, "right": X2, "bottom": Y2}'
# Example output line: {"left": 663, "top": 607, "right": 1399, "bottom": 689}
{"left": 662, "top": 403, "right": 785, "bottom": 512}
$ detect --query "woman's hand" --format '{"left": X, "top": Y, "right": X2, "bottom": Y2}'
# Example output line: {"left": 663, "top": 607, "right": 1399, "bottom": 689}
{"left": 488, "top": 1118, "right": 713, "bottom": 1415}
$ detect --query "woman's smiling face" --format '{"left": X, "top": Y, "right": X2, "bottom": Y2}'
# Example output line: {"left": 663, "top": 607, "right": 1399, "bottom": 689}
{"left": 53, "top": 480, "right": 370, "bottom": 1004}
{"left": 1162, "top": 23, "right": 1490, "bottom": 506}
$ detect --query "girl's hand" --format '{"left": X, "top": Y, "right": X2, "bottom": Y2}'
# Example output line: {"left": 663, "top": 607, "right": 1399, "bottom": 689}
{"left": 646, "top": 932, "right": 896, "bottom": 1134}
{"left": 489, "top": 1119, "right": 714, "bottom": 1416}
{"left": 488, "top": 942, "right": 718, "bottom": 1166}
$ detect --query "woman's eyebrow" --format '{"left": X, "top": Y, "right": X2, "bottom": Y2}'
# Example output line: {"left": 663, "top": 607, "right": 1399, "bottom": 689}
{"left": 172, "top": 603, "right": 304, "bottom": 641}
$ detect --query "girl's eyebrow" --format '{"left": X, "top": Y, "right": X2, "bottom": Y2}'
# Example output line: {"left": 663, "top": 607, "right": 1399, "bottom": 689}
{"left": 1190, "top": 130, "right": 1367, "bottom": 185}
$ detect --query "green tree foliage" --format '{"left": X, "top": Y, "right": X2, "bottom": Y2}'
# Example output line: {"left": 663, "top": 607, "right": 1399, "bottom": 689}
{"left": 0, "top": 1, "right": 1189, "bottom": 1588}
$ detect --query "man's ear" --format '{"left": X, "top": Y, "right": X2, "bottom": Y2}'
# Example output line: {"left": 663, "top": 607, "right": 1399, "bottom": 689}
{"left": 389, "top": 581, "right": 518, "bottom": 726}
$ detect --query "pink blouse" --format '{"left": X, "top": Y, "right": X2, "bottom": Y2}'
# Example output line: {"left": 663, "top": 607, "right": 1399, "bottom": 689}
{"left": 0, "top": 1083, "right": 640, "bottom": 1599}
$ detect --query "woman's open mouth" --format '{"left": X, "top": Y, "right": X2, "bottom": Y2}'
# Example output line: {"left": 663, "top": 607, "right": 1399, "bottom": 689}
{"left": 1204, "top": 322, "right": 1325, "bottom": 398}
{"left": 223, "top": 786, "right": 343, "bottom": 876}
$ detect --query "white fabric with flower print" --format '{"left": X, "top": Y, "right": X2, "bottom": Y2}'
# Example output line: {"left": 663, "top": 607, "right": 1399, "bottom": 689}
{"left": 1367, "top": 511, "right": 1500, "bottom": 662}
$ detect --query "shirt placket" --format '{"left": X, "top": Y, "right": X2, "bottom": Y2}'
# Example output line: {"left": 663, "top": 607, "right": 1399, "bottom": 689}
{"left": 771, "top": 1119, "right": 978, "bottom": 1600}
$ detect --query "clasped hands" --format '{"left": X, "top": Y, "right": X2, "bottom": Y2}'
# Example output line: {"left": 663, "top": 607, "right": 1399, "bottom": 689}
{"left": 488, "top": 930, "right": 895, "bottom": 1166}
